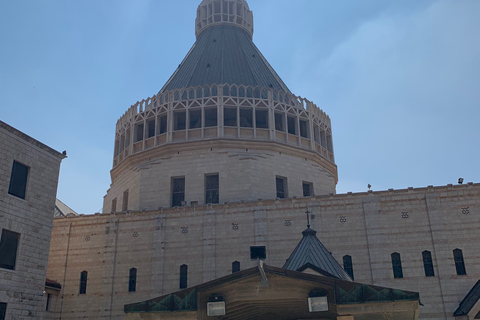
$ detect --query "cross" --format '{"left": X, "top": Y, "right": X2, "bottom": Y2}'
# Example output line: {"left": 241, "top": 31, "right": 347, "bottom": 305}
{"left": 306, "top": 209, "right": 311, "bottom": 228}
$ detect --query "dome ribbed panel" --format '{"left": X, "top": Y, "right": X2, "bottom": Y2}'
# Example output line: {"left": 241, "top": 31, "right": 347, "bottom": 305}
{"left": 160, "top": 25, "right": 291, "bottom": 94}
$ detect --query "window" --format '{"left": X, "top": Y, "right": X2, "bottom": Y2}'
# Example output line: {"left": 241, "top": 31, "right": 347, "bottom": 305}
{"left": 205, "top": 174, "right": 219, "bottom": 204}
{"left": 303, "top": 182, "right": 313, "bottom": 197}
{"left": 454, "top": 249, "right": 466, "bottom": 275}
{"left": 275, "top": 113, "right": 284, "bottom": 131}
{"left": 79, "top": 271, "right": 88, "bottom": 294}
{"left": 8, "top": 161, "right": 29, "bottom": 199}
{"left": 189, "top": 109, "right": 202, "bottom": 129}
{"left": 172, "top": 177, "right": 185, "bottom": 207}
{"left": 391, "top": 252, "right": 403, "bottom": 279}
{"left": 250, "top": 246, "right": 266, "bottom": 260}
{"left": 0, "top": 303, "right": 6, "bottom": 320}
{"left": 255, "top": 109, "right": 268, "bottom": 128}
{"left": 232, "top": 261, "right": 240, "bottom": 273}
{"left": 0, "top": 229, "right": 20, "bottom": 270}
{"left": 224, "top": 107, "right": 237, "bottom": 126}
{"left": 422, "top": 251, "right": 435, "bottom": 277}
{"left": 147, "top": 118, "right": 155, "bottom": 138}
{"left": 159, "top": 114, "right": 167, "bottom": 134}
{"left": 174, "top": 111, "right": 186, "bottom": 130}
{"left": 111, "top": 198, "right": 117, "bottom": 213}
{"left": 134, "top": 123, "right": 144, "bottom": 142}
{"left": 276, "top": 176, "right": 287, "bottom": 199}
{"left": 299, "top": 119, "right": 309, "bottom": 138}
{"left": 180, "top": 264, "right": 188, "bottom": 289}
{"left": 204, "top": 108, "right": 217, "bottom": 127}
{"left": 239, "top": 108, "right": 253, "bottom": 127}
{"left": 46, "top": 293, "right": 51, "bottom": 311}
{"left": 343, "top": 255, "right": 354, "bottom": 280}
{"left": 125, "top": 128, "right": 131, "bottom": 148}
{"left": 129, "top": 268, "right": 137, "bottom": 292}
{"left": 122, "top": 190, "right": 129, "bottom": 212}
{"left": 287, "top": 116, "right": 296, "bottom": 134}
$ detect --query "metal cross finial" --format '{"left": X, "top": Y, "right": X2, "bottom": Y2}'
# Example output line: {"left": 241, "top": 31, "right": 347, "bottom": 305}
{"left": 306, "top": 209, "right": 311, "bottom": 228}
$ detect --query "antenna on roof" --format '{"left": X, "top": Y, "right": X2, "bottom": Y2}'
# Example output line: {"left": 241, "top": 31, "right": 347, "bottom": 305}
{"left": 306, "top": 209, "right": 311, "bottom": 228}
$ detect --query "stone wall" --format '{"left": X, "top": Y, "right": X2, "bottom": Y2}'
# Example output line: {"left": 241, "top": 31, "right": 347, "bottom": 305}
{"left": 49, "top": 183, "right": 480, "bottom": 320}
{"left": 0, "top": 121, "right": 64, "bottom": 319}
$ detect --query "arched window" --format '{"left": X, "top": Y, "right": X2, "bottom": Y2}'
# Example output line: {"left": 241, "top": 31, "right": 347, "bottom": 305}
{"left": 391, "top": 253, "right": 403, "bottom": 279}
{"left": 343, "top": 255, "right": 354, "bottom": 280}
{"left": 180, "top": 264, "right": 188, "bottom": 289}
{"left": 79, "top": 271, "right": 88, "bottom": 294}
{"left": 422, "top": 251, "right": 435, "bottom": 277}
{"left": 453, "top": 249, "right": 466, "bottom": 275}
{"left": 129, "top": 268, "right": 137, "bottom": 292}
{"left": 232, "top": 261, "right": 240, "bottom": 273}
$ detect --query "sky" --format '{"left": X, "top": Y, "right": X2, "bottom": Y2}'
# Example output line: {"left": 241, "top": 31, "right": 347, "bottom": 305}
{"left": 1, "top": 0, "right": 479, "bottom": 214}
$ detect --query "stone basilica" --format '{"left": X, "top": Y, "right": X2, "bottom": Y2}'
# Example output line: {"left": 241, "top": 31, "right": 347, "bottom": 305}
{"left": 42, "top": 1, "right": 480, "bottom": 320}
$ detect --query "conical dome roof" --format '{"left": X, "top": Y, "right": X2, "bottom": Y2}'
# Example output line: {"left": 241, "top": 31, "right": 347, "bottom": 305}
{"left": 159, "top": 1, "right": 291, "bottom": 94}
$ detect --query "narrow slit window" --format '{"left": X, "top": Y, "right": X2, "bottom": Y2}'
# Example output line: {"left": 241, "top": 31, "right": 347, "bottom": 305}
{"left": 0, "top": 303, "right": 6, "bottom": 320}
{"left": 172, "top": 177, "right": 185, "bottom": 207}
{"left": 343, "top": 255, "right": 354, "bottom": 280}
{"left": 391, "top": 252, "right": 403, "bottom": 279}
{"left": 129, "top": 268, "right": 137, "bottom": 292}
{"left": 240, "top": 108, "right": 253, "bottom": 127}
{"left": 8, "top": 161, "right": 29, "bottom": 199}
{"left": 204, "top": 108, "right": 217, "bottom": 127}
{"left": 275, "top": 113, "right": 284, "bottom": 131}
{"left": 134, "top": 123, "right": 144, "bottom": 142}
{"left": 122, "top": 190, "right": 129, "bottom": 212}
{"left": 189, "top": 109, "right": 202, "bottom": 129}
{"left": 224, "top": 107, "right": 237, "bottom": 127}
{"left": 180, "top": 264, "right": 188, "bottom": 289}
{"left": 46, "top": 293, "right": 51, "bottom": 311}
{"left": 422, "top": 251, "right": 435, "bottom": 277}
{"left": 287, "top": 116, "right": 296, "bottom": 135}
{"left": 276, "top": 176, "right": 287, "bottom": 199}
{"left": 79, "top": 271, "right": 88, "bottom": 294}
{"left": 232, "top": 261, "right": 240, "bottom": 273}
{"left": 205, "top": 174, "right": 219, "bottom": 204}
{"left": 147, "top": 118, "right": 155, "bottom": 138}
{"left": 302, "top": 182, "right": 313, "bottom": 197}
{"left": 159, "top": 114, "right": 167, "bottom": 134}
{"left": 111, "top": 198, "right": 117, "bottom": 213}
{"left": 174, "top": 111, "right": 186, "bottom": 131}
{"left": 0, "top": 229, "right": 20, "bottom": 270}
{"left": 453, "top": 249, "right": 466, "bottom": 275}
{"left": 255, "top": 109, "right": 268, "bottom": 128}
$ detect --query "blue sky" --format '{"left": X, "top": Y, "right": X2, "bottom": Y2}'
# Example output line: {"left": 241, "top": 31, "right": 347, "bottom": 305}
{"left": 1, "top": 0, "right": 479, "bottom": 214}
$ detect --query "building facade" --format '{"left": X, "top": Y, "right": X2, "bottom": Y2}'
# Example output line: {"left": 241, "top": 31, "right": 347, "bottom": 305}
{"left": 45, "top": 1, "right": 480, "bottom": 319}
{"left": 0, "top": 120, "right": 65, "bottom": 319}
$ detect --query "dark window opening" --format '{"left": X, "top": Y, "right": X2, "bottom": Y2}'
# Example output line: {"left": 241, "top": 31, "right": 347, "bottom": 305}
{"left": 314, "top": 126, "right": 320, "bottom": 144}
{"left": 391, "top": 252, "right": 403, "bottom": 279}
{"left": 120, "top": 135, "right": 125, "bottom": 152}
{"left": 327, "top": 134, "right": 334, "bottom": 153}
{"left": 0, "top": 303, "right": 6, "bottom": 320}
{"left": 111, "top": 198, "right": 117, "bottom": 213}
{"left": 250, "top": 246, "right": 266, "bottom": 260}
{"left": 287, "top": 116, "right": 296, "bottom": 135}
{"left": 172, "top": 177, "right": 185, "bottom": 207}
{"left": 299, "top": 119, "right": 309, "bottom": 138}
{"left": 232, "top": 261, "right": 240, "bottom": 273}
{"left": 114, "top": 140, "right": 120, "bottom": 157}
{"left": 122, "top": 190, "right": 129, "bottom": 212}
{"left": 46, "top": 293, "right": 51, "bottom": 311}
{"left": 320, "top": 130, "right": 327, "bottom": 148}
{"left": 275, "top": 113, "right": 284, "bottom": 131}
{"left": 174, "top": 112, "right": 186, "bottom": 130}
{"left": 129, "top": 268, "right": 137, "bottom": 292}
{"left": 79, "top": 271, "right": 88, "bottom": 294}
{"left": 224, "top": 107, "right": 237, "bottom": 127}
{"left": 125, "top": 129, "right": 131, "bottom": 148}
{"left": 205, "top": 174, "right": 219, "bottom": 204}
{"left": 189, "top": 109, "right": 202, "bottom": 129}
{"left": 240, "top": 108, "right": 253, "bottom": 127}
{"left": 180, "top": 264, "right": 188, "bottom": 289}
{"left": 276, "top": 176, "right": 287, "bottom": 199}
{"left": 343, "top": 255, "right": 354, "bottom": 280}
{"left": 255, "top": 109, "right": 268, "bottom": 129}
{"left": 159, "top": 114, "right": 167, "bottom": 134}
{"left": 8, "top": 161, "right": 29, "bottom": 199}
{"left": 204, "top": 108, "right": 217, "bottom": 127}
{"left": 147, "top": 119, "right": 155, "bottom": 138}
{"left": 0, "top": 229, "right": 20, "bottom": 270}
{"left": 454, "top": 249, "right": 466, "bottom": 275}
{"left": 303, "top": 182, "right": 313, "bottom": 197}
{"left": 422, "top": 251, "right": 435, "bottom": 277}
{"left": 135, "top": 123, "right": 144, "bottom": 142}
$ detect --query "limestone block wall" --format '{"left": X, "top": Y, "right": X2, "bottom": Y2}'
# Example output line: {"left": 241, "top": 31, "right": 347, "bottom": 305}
{"left": 49, "top": 183, "right": 480, "bottom": 320}
{"left": 0, "top": 121, "right": 64, "bottom": 319}
{"left": 103, "top": 140, "right": 337, "bottom": 212}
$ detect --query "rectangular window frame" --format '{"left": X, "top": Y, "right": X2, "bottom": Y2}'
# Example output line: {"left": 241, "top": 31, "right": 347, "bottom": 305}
{"left": 0, "top": 302, "right": 6, "bottom": 320}
{"left": 0, "top": 229, "right": 20, "bottom": 271}
{"left": 134, "top": 123, "right": 144, "bottom": 142}
{"left": 204, "top": 108, "right": 218, "bottom": 127}
{"left": 276, "top": 176, "right": 288, "bottom": 199}
{"left": 147, "top": 118, "right": 156, "bottom": 138}
{"left": 189, "top": 109, "right": 202, "bottom": 129}
{"left": 8, "top": 161, "right": 29, "bottom": 199}
{"left": 205, "top": 174, "right": 219, "bottom": 204}
{"left": 174, "top": 111, "right": 187, "bottom": 131}
{"left": 171, "top": 177, "right": 186, "bottom": 207}
{"left": 224, "top": 107, "right": 237, "bottom": 127}
{"left": 159, "top": 114, "right": 168, "bottom": 134}
{"left": 302, "top": 181, "right": 314, "bottom": 197}
{"left": 255, "top": 109, "right": 268, "bottom": 129}
{"left": 122, "top": 190, "right": 129, "bottom": 212}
